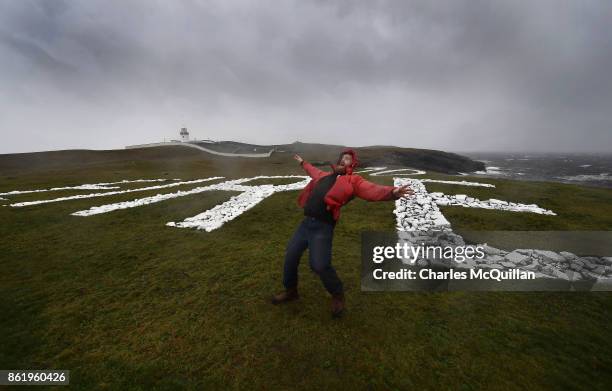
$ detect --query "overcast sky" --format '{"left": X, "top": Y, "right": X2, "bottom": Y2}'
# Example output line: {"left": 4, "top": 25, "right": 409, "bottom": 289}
{"left": 1, "top": 0, "right": 611, "bottom": 154}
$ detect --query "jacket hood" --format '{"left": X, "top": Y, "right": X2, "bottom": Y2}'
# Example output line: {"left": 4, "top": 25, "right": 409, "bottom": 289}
{"left": 330, "top": 148, "right": 359, "bottom": 175}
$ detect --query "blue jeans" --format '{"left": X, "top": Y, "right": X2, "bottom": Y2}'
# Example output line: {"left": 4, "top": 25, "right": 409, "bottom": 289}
{"left": 282, "top": 216, "right": 343, "bottom": 295}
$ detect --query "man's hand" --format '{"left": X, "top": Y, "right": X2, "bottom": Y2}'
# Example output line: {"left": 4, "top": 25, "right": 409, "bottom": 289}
{"left": 393, "top": 185, "right": 414, "bottom": 198}
{"left": 294, "top": 154, "right": 304, "bottom": 164}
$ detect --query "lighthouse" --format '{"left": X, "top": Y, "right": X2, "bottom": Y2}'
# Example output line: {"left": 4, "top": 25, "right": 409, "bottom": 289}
{"left": 179, "top": 127, "right": 189, "bottom": 142}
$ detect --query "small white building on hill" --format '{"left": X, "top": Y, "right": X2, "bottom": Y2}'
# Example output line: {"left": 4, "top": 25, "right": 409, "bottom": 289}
{"left": 125, "top": 127, "right": 273, "bottom": 157}
{"left": 180, "top": 127, "right": 189, "bottom": 142}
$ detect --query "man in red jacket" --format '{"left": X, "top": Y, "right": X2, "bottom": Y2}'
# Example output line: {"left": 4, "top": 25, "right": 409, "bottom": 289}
{"left": 271, "top": 148, "right": 413, "bottom": 318}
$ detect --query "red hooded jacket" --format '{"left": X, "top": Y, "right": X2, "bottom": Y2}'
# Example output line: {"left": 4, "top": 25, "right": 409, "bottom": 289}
{"left": 296, "top": 149, "right": 398, "bottom": 222}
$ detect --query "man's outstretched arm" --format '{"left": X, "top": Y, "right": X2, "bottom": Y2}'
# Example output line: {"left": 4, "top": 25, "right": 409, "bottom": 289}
{"left": 294, "top": 154, "right": 327, "bottom": 180}
{"left": 354, "top": 176, "right": 414, "bottom": 201}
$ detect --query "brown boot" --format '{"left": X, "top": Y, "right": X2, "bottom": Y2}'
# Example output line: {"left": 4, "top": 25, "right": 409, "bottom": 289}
{"left": 331, "top": 291, "right": 345, "bottom": 318}
{"left": 270, "top": 286, "right": 299, "bottom": 304}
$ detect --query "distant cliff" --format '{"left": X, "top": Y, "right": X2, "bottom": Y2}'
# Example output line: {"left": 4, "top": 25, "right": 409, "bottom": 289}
{"left": 0, "top": 141, "right": 484, "bottom": 175}
{"left": 274, "top": 142, "right": 485, "bottom": 174}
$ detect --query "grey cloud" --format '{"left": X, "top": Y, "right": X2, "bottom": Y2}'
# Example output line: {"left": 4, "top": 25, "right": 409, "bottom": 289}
{"left": 0, "top": 31, "right": 76, "bottom": 77}
{"left": 1, "top": 0, "right": 611, "bottom": 154}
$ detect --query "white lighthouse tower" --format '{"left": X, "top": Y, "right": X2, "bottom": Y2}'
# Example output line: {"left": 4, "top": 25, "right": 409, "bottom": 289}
{"left": 179, "top": 127, "right": 190, "bottom": 142}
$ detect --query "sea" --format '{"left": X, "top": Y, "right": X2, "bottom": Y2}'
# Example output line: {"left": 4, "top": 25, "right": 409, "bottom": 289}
{"left": 458, "top": 152, "right": 612, "bottom": 189}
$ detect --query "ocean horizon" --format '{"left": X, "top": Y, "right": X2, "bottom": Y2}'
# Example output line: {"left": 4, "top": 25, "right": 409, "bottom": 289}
{"left": 457, "top": 152, "right": 612, "bottom": 188}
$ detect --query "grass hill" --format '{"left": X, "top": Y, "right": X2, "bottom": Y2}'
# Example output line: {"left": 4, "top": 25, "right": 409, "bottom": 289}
{"left": 0, "top": 141, "right": 484, "bottom": 177}
{"left": 275, "top": 141, "right": 484, "bottom": 173}
{"left": 0, "top": 145, "right": 611, "bottom": 389}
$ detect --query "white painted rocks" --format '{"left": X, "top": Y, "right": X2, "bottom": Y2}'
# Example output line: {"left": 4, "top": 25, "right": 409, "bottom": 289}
{"left": 505, "top": 251, "right": 530, "bottom": 265}
{"left": 421, "top": 238, "right": 612, "bottom": 282}
{"left": 429, "top": 194, "right": 555, "bottom": 215}
{"left": 393, "top": 175, "right": 555, "bottom": 233}
{"left": 2, "top": 167, "right": 609, "bottom": 284}
{"left": 420, "top": 179, "right": 495, "bottom": 187}
{"left": 69, "top": 175, "right": 310, "bottom": 220}
{"left": 484, "top": 255, "right": 505, "bottom": 264}
{"left": 0, "top": 178, "right": 176, "bottom": 197}
{"left": 168, "top": 186, "right": 277, "bottom": 231}
{"left": 394, "top": 179, "right": 451, "bottom": 232}
{"left": 533, "top": 250, "right": 566, "bottom": 263}
{"left": 560, "top": 251, "right": 577, "bottom": 260}
{"left": 550, "top": 269, "right": 570, "bottom": 280}
{"left": 481, "top": 250, "right": 612, "bottom": 281}
{"left": 11, "top": 178, "right": 224, "bottom": 208}
{"left": 371, "top": 168, "right": 427, "bottom": 176}
{"left": 522, "top": 260, "right": 541, "bottom": 272}
{"left": 165, "top": 176, "right": 310, "bottom": 231}
{"left": 482, "top": 244, "right": 503, "bottom": 256}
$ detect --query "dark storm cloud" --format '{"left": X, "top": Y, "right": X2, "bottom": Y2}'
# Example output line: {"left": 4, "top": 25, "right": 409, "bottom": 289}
{"left": 1, "top": 0, "right": 611, "bottom": 153}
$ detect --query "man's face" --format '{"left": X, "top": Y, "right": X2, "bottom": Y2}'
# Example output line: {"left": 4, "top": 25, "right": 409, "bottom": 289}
{"left": 339, "top": 154, "right": 353, "bottom": 167}
{"left": 334, "top": 153, "right": 353, "bottom": 173}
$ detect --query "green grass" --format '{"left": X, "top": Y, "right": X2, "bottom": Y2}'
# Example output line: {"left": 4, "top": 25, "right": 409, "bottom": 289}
{"left": 1, "top": 153, "right": 612, "bottom": 390}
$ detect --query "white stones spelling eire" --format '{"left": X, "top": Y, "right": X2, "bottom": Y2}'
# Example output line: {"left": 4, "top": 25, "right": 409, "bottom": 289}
{"left": 3, "top": 169, "right": 556, "bottom": 233}
{"left": 3, "top": 168, "right": 605, "bottom": 284}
